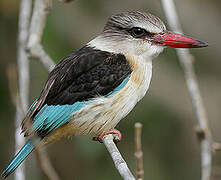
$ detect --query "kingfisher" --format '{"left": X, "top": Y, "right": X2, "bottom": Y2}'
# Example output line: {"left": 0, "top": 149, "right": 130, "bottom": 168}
{"left": 1, "top": 11, "right": 207, "bottom": 178}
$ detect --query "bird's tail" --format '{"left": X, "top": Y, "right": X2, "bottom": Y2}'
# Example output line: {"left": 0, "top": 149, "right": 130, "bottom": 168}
{"left": 1, "top": 140, "right": 35, "bottom": 179}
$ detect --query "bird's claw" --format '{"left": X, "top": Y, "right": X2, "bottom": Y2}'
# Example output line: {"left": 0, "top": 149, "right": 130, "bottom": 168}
{"left": 92, "top": 129, "right": 122, "bottom": 143}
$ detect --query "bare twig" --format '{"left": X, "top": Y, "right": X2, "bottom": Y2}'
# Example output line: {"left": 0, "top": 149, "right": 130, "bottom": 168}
{"left": 35, "top": 148, "right": 60, "bottom": 180}
{"left": 103, "top": 135, "right": 135, "bottom": 180}
{"left": 15, "top": 1, "right": 32, "bottom": 180}
{"left": 27, "top": 0, "right": 55, "bottom": 72}
{"left": 134, "top": 123, "right": 144, "bottom": 180}
{"left": 161, "top": 0, "right": 213, "bottom": 180}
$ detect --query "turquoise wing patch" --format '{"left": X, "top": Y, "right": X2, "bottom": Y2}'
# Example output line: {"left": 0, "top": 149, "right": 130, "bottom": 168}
{"left": 32, "top": 102, "right": 89, "bottom": 133}
{"left": 31, "top": 76, "right": 130, "bottom": 134}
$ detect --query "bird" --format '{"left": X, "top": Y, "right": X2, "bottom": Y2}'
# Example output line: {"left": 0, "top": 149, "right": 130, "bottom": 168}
{"left": 1, "top": 11, "right": 207, "bottom": 178}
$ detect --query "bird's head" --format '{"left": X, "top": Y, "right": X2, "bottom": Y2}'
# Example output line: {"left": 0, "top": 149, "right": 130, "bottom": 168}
{"left": 90, "top": 11, "right": 207, "bottom": 59}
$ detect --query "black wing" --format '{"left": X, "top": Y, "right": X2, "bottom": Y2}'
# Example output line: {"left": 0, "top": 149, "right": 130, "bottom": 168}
{"left": 45, "top": 46, "right": 132, "bottom": 105}
{"left": 21, "top": 45, "right": 132, "bottom": 135}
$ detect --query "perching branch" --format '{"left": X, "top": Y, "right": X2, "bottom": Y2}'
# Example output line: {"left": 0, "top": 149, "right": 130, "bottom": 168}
{"left": 103, "top": 135, "right": 135, "bottom": 180}
{"left": 161, "top": 0, "right": 216, "bottom": 180}
{"left": 134, "top": 123, "right": 144, "bottom": 180}
{"left": 26, "top": 0, "right": 55, "bottom": 72}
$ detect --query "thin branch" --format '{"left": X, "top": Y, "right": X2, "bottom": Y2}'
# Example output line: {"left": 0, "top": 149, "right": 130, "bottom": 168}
{"left": 161, "top": 0, "right": 213, "bottom": 180}
{"left": 27, "top": 0, "right": 55, "bottom": 72}
{"left": 134, "top": 123, "right": 144, "bottom": 180}
{"left": 35, "top": 148, "right": 60, "bottom": 180}
{"left": 103, "top": 135, "right": 135, "bottom": 180}
{"left": 15, "top": 0, "right": 32, "bottom": 180}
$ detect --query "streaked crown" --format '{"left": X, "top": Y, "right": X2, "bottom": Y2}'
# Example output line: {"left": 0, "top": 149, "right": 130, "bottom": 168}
{"left": 102, "top": 11, "right": 166, "bottom": 39}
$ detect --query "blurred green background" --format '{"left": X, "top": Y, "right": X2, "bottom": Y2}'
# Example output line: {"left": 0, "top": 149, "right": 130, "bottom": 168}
{"left": 0, "top": 0, "right": 221, "bottom": 179}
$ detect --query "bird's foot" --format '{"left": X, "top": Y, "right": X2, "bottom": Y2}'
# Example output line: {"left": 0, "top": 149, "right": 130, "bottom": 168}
{"left": 92, "top": 129, "right": 122, "bottom": 143}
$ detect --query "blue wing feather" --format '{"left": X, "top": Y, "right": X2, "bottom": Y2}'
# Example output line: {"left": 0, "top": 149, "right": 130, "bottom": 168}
{"left": 1, "top": 140, "right": 34, "bottom": 178}
{"left": 32, "top": 76, "right": 130, "bottom": 134}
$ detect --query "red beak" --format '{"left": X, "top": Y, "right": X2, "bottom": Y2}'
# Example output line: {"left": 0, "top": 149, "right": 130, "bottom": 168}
{"left": 151, "top": 30, "right": 208, "bottom": 48}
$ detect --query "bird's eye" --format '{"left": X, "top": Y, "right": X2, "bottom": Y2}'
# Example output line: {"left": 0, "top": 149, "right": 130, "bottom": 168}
{"left": 130, "top": 27, "right": 146, "bottom": 38}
